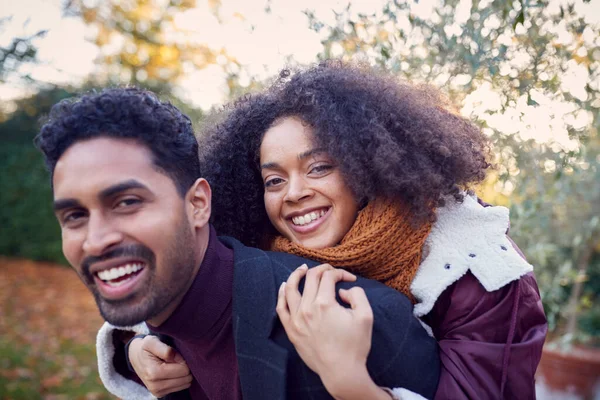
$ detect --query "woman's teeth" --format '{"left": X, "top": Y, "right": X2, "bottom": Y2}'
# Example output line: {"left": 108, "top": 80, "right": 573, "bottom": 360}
{"left": 97, "top": 263, "right": 144, "bottom": 286}
{"left": 292, "top": 209, "right": 326, "bottom": 226}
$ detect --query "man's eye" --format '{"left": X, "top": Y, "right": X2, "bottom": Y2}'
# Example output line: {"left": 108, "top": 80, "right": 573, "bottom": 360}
{"left": 265, "top": 177, "right": 285, "bottom": 188}
{"left": 116, "top": 198, "right": 141, "bottom": 208}
{"left": 63, "top": 211, "right": 86, "bottom": 223}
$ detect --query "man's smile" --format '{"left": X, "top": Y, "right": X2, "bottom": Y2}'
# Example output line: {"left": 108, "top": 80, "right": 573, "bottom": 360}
{"left": 93, "top": 263, "right": 149, "bottom": 301}
{"left": 97, "top": 262, "right": 144, "bottom": 284}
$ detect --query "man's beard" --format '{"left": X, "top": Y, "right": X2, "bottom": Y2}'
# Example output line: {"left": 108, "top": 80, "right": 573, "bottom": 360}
{"left": 85, "top": 217, "right": 197, "bottom": 327}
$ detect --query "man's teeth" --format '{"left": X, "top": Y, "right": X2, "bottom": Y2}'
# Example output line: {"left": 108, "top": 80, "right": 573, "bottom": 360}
{"left": 292, "top": 210, "right": 326, "bottom": 226}
{"left": 98, "top": 264, "right": 143, "bottom": 282}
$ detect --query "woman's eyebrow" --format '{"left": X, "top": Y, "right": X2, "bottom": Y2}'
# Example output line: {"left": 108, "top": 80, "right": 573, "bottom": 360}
{"left": 298, "top": 148, "right": 326, "bottom": 161}
{"left": 261, "top": 148, "right": 328, "bottom": 170}
{"left": 260, "top": 161, "right": 280, "bottom": 170}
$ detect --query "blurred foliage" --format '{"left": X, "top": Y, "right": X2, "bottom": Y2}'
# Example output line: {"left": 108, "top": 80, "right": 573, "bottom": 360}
{"left": 0, "top": 17, "right": 46, "bottom": 83}
{"left": 64, "top": 0, "right": 237, "bottom": 93}
{"left": 306, "top": 0, "right": 600, "bottom": 342}
{"left": 0, "top": 87, "right": 74, "bottom": 264}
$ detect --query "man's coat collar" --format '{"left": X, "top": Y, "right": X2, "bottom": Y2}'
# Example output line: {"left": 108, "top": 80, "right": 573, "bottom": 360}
{"left": 220, "top": 236, "right": 290, "bottom": 400}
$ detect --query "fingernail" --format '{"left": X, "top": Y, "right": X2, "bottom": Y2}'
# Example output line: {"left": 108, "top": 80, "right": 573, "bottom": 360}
{"left": 297, "top": 264, "right": 308, "bottom": 270}
{"left": 279, "top": 282, "right": 286, "bottom": 292}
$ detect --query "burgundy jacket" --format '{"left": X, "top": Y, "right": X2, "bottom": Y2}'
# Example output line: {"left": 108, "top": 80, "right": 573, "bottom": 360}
{"left": 421, "top": 270, "right": 546, "bottom": 399}
{"left": 417, "top": 194, "right": 547, "bottom": 400}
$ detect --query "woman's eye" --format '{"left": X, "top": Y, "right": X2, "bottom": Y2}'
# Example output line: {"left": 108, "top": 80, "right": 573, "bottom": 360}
{"left": 265, "top": 177, "right": 285, "bottom": 188}
{"left": 309, "top": 164, "right": 333, "bottom": 175}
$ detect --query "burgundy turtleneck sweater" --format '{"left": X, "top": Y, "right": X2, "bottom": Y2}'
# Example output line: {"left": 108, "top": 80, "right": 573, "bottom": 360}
{"left": 148, "top": 226, "right": 242, "bottom": 400}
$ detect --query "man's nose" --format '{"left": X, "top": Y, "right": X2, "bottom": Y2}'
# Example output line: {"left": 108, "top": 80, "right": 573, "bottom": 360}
{"left": 82, "top": 214, "right": 123, "bottom": 256}
{"left": 284, "top": 177, "right": 313, "bottom": 203}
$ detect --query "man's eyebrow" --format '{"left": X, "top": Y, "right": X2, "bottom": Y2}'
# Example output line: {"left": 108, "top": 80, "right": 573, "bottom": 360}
{"left": 98, "top": 180, "right": 150, "bottom": 200}
{"left": 261, "top": 148, "right": 327, "bottom": 170}
{"left": 53, "top": 199, "right": 82, "bottom": 212}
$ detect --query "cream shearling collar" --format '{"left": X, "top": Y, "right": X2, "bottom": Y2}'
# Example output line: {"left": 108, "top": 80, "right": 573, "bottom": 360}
{"left": 411, "top": 194, "right": 533, "bottom": 317}
{"left": 96, "top": 322, "right": 155, "bottom": 400}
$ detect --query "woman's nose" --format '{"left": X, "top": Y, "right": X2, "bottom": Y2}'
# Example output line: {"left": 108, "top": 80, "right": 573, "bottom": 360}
{"left": 284, "top": 177, "right": 314, "bottom": 203}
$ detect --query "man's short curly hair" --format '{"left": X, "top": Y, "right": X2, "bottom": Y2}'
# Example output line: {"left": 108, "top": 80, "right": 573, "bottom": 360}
{"left": 35, "top": 87, "right": 200, "bottom": 196}
{"left": 201, "top": 61, "right": 492, "bottom": 248}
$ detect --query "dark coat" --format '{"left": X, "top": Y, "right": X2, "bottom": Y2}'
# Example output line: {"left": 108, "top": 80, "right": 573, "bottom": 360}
{"left": 111, "top": 235, "right": 439, "bottom": 400}
{"left": 220, "top": 236, "right": 440, "bottom": 400}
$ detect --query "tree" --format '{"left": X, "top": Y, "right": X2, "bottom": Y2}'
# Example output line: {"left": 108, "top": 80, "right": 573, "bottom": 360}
{"left": 306, "top": 0, "right": 600, "bottom": 343}
{"left": 0, "top": 17, "right": 46, "bottom": 84}
{"left": 64, "top": 0, "right": 238, "bottom": 92}
{"left": 0, "top": 87, "right": 75, "bottom": 263}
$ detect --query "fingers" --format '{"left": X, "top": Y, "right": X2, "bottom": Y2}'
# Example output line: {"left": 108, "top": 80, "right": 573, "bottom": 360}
{"left": 301, "top": 264, "right": 334, "bottom": 305}
{"left": 316, "top": 268, "right": 357, "bottom": 302}
{"left": 338, "top": 269, "right": 357, "bottom": 283}
{"left": 144, "top": 358, "right": 191, "bottom": 380}
{"left": 276, "top": 282, "right": 290, "bottom": 326}
{"left": 339, "top": 287, "right": 374, "bottom": 323}
{"left": 171, "top": 350, "right": 186, "bottom": 365}
{"left": 135, "top": 336, "right": 191, "bottom": 380}
{"left": 141, "top": 335, "right": 179, "bottom": 363}
{"left": 284, "top": 264, "right": 308, "bottom": 314}
{"left": 128, "top": 336, "right": 192, "bottom": 398}
{"left": 285, "top": 264, "right": 357, "bottom": 315}
{"left": 149, "top": 374, "right": 193, "bottom": 398}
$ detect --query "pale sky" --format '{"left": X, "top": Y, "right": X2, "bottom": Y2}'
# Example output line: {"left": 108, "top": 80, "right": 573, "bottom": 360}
{"left": 0, "top": 0, "right": 388, "bottom": 109}
{"left": 1, "top": 0, "right": 598, "bottom": 149}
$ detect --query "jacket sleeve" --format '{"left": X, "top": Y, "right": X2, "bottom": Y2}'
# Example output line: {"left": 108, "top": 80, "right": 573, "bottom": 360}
{"left": 421, "top": 271, "right": 547, "bottom": 399}
{"left": 96, "top": 322, "right": 157, "bottom": 400}
{"left": 366, "top": 289, "right": 441, "bottom": 400}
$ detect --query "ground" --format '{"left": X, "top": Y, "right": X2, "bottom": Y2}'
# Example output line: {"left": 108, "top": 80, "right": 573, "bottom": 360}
{"left": 0, "top": 257, "right": 116, "bottom": 400}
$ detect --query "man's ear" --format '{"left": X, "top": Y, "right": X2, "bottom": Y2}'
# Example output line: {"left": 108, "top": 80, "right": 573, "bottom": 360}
{"left": 187, "top": 178, "right": 211, "bottom": 228}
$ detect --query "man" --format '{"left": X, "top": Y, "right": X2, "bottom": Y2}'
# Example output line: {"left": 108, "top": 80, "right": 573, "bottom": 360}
{"left": 35, "top": 88, "right": 440, "bottom": 400}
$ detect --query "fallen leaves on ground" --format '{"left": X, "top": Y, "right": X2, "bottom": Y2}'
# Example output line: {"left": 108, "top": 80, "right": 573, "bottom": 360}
{"left": 0, "top": 257, "right": 117, "bottom": 400}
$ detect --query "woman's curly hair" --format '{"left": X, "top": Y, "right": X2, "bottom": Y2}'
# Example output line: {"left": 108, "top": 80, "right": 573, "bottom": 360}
{"left": 200, "top": 60, "right": 492, "bottom": 248}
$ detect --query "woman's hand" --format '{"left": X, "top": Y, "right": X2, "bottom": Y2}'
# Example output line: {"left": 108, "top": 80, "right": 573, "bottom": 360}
{"left": 276, "top": 264, "right": 391, "bottom": 400}
{"left": 128, "top": 335, "right": 192, "bottom": 398}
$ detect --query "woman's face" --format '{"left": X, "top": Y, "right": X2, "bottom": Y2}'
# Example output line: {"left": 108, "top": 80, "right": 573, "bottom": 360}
{"left": 260, "top": 117, "right": 359, "bottom": 249}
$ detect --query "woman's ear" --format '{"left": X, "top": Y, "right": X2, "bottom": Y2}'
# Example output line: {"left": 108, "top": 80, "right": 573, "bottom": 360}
{"left": 187, "top": 178, "right": 212, "bottom": 228}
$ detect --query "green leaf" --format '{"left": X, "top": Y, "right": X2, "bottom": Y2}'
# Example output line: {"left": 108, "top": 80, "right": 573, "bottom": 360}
{"left": 513, "top": 10, "right": 525, "bottom": 30}
{"left": 381, "top": 46, "right": 391, "bottom": 59}
{"left": 527, "top": 94, "right": 539, "bottom": 106}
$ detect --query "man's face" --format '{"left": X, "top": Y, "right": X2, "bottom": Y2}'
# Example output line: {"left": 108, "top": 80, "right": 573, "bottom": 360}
{"left": 52, "top": 137, "right": 198, "bottom": 326}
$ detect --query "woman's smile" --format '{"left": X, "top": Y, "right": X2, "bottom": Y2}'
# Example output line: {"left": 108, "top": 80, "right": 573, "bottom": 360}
{"left": 286, "top": 206, "right": 331, "bottom": 234}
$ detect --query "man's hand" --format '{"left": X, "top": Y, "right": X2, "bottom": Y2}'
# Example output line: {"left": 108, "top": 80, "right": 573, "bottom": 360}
{"left": 128, "top": 335, "right": 192, "bottom": 398}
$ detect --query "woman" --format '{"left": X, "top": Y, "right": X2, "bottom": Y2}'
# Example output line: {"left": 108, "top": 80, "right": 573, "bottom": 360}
{"left": 98, "top": 61, "right": 547, "bottom": 399}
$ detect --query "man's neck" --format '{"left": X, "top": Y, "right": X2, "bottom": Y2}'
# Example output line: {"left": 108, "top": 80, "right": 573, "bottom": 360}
{"left": 146, "top": 226, "right": 210, "bottom": 327}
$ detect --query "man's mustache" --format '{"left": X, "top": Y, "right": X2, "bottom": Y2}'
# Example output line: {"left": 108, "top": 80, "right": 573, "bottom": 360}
{"left": 81, "top": 245, "right": 155, "bottom": 280}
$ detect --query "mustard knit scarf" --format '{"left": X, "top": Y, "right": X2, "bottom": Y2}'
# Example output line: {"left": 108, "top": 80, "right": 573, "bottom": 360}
{"left": 270, "top": 199, "right": 432, "bottom": 300}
